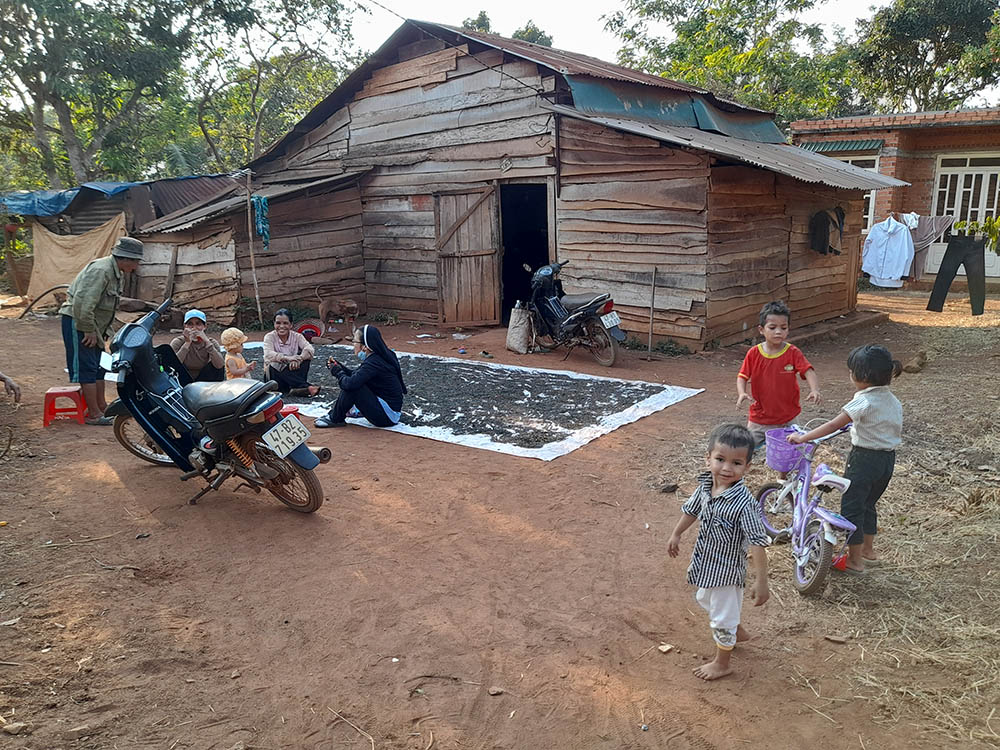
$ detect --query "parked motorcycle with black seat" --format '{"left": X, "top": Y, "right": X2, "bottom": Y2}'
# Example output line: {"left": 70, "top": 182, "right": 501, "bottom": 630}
{"left": 525, "top": 261, "right": 626, "bottom": 366}
{"left": 105, "top": 298, "right": 329, "bottom": 512}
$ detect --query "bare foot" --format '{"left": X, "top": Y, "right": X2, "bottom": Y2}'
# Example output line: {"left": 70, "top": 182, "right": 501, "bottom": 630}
{"left": 736, "top": 624, "right": 753, "bottom": 642}
{"left": 862, "top": 551, "right": 879, "bottom": 561}
{"left": 693, "top": 661, "right": 733, "bottom": 681}
{"left": 845, "top": 562, "right": 865, "bottom": 573}
{"left": 308, "top": 385, "right": 320, "bottom": 397}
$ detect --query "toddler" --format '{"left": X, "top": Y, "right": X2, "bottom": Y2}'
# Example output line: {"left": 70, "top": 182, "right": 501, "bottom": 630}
{"left": 789, "top": 345, "right": 902, "bottom": 574}
{"left": 737, "top": 301, "right": 821, "bottom": 447}
{"left": 220, "top": 327, "right": 256, "bottom": 380}
{"left": 668, "top": 424, "right": 770, "bottom": 681}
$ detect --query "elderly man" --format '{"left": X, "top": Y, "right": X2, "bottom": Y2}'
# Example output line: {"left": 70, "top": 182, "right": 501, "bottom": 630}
{"left": 59, "top": 236, "right": 144, "bottom": 425}
{"left": 159, "top": 309, "right": 224, "bottom": 384}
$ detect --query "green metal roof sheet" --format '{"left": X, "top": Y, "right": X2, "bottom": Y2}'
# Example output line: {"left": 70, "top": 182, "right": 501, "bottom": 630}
{"left": 799, "top": 139, "right": 884, "bottom": 153}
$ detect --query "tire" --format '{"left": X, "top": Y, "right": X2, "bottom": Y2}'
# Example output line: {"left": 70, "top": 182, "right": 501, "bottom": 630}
{"left": 584, "top": 318, "right": 618, "bottom": 367}
{"left": 113, "top": 414, "right": 173, "bottom": 466}
{"left": 794, "top": 520, "right": 833, "bottom": 596}
{"left": 756, "top": 482, "right": 793, "bottom": 540}
{"left": 248, "top": 440, "right": 325, "bottom": 513}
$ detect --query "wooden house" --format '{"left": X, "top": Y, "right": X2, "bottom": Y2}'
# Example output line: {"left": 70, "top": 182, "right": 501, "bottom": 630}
{"left": 139, "top": 21, "right": 903, "bottom": 348}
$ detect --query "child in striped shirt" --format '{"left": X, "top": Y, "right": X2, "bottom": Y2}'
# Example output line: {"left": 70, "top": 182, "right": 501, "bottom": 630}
{"left": 668, "top": 424, "right": 771, "bottom": 681}
{"left": 789, "top": 345, "right": 903, "bottom": 574}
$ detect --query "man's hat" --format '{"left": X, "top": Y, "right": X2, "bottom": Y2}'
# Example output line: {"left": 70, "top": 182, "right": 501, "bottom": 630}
{"left": 111, "top": 237, "right": 144, "bottom": 260}
{"left": 184, "top": 309, "right": 207, "bottom": 324}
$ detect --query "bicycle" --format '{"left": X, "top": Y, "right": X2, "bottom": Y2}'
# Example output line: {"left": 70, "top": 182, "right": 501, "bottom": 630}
{"left": 756, "top": 423, "right": 857, "bottom": 596}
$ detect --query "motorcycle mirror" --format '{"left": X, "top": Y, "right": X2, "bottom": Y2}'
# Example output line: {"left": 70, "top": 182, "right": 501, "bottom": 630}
{"left": 522, "top": 263, "right": 532, "bottom": 272}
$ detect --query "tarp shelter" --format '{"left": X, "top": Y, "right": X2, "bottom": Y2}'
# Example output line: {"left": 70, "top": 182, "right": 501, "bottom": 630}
{"left": 25, "top": 214, "right": 125, "bottom": 301}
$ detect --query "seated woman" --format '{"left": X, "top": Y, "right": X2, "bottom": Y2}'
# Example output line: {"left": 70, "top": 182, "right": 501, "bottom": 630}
{"left": 263, "top": 308, "right": 321, "bottom": 397}
{"left": 315, "top": 324, "right": 406, "bottom": 428}
{"left": 155, "top": 309, "right": 225, "bottom": 386}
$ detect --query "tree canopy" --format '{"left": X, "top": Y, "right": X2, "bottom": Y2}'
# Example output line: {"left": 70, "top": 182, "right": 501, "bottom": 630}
{"left": 512, "top": 20, "right": 554, "bottom": 46}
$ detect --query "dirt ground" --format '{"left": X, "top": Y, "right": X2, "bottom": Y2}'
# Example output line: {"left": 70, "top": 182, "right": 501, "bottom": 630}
{"left": 0, "top": 288, "right": 998, "bottom": 750}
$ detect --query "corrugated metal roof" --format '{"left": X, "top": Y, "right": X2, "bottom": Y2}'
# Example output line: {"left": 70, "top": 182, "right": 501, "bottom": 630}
{"left": 139, "top": 171, "right": 367, "bottom": 234}
{"left": 546, "top": 105, "right": 907, "bottom": 190}
{"left": 150, "top": 175, "right": 240, "bottom": 216}
{"left": 799, "top": 139, "right": 884, "bottom": 154}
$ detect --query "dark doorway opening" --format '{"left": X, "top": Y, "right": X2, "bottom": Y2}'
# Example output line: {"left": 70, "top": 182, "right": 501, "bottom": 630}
{"left": 500, "top": 184, "right": 549, "bottom": 324}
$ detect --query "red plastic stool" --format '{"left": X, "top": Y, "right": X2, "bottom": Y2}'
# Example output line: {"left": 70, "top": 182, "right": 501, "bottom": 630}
{"left": 279, "top": 405, "right": 299, "bottom": 418}
{"left": 43, "top": 385, "right": 88, "bottom": 427}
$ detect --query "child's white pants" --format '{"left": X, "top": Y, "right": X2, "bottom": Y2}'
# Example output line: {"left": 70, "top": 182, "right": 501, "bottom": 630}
{"left": 695, "top": 586, "right": 743, "bottom": 650}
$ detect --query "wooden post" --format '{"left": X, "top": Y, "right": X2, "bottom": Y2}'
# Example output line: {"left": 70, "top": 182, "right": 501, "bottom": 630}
{"left": 163, "top": 244, "right": 179, "bottom": 301}
{"left": 646, "top": 266, "right": 657, "bottom": 361}
{"left": 244, "top": 171, "right": 264, "bottom": 329}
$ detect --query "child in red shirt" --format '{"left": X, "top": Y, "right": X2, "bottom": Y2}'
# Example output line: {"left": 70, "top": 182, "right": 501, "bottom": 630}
{"left": 736, "top": 301, "right": 821, "bottom": 448}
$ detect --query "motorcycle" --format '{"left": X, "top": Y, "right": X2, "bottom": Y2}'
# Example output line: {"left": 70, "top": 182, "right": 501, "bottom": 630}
{"left": 524, "top": 261, "right": 626, "bottom": 367}
{"left": 104, "top": 298, "right": 330, "bottom": 512}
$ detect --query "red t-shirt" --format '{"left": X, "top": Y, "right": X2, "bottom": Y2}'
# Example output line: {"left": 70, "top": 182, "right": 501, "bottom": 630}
{"left": 738, "top": 343, "right": 813, "bottom": 425}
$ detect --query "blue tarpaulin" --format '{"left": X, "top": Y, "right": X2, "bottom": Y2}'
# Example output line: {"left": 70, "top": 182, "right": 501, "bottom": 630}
{"left": 0, "top": 181, "right": 141, "bottom": 217}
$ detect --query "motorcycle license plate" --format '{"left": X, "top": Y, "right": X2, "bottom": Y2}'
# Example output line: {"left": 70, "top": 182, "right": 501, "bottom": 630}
{"left": 600, "top": 311, "right": 621, "bottom": 329}
{"left": 262, "top": 415, "right": 311, "bottom": 459}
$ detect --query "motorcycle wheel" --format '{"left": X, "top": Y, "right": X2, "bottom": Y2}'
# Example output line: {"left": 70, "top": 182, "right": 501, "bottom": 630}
{"left": 584, "top": 319, "right": 618, "bottom": 367}
{"left": 247, "top": 440, "right": 324, "bottom": 513}
{"left": 528, "top": 315, "right": 556, "bottom": 352}
{"left": 113, "top": 414, "right": 173, "bottom": 466}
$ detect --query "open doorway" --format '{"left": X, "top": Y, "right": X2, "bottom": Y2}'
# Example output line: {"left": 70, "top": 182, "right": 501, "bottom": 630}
{"left": 499, "top": 183, "right": 549, "bottom": 324}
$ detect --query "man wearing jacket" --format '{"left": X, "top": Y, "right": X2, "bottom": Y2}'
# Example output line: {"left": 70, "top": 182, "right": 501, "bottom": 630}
{"left": 59, "top": 236, "right": 144, "bottom": 425}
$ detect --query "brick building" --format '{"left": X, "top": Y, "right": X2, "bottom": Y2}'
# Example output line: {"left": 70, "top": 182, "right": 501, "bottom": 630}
{"left": 791, "top": 109, "right": 1000, "bottom": 278}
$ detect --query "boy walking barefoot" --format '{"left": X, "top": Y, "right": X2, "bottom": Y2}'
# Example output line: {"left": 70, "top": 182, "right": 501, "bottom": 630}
{"left": 668, "top": 425, "right": 771, "bottom": 681}
{"left": 737, "top": 301, "right": 821, "bottom": 447}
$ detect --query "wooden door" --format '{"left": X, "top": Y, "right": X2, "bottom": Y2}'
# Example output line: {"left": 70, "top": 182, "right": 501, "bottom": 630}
{"left": 435, "top": 187, "right": 500, "bottom": 325}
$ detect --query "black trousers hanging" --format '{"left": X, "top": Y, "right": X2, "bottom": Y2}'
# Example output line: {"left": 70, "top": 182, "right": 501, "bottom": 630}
{"left": 926, "top": 236, "right": 987, "bottom": 316}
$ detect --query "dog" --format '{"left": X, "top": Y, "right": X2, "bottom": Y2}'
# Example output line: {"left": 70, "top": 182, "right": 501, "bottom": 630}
{"left": 316, "top": 285, "right": 360, "bottom": 337}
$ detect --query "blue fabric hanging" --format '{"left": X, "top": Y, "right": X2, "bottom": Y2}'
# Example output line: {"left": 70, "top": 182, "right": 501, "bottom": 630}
{"left": 251, "top": 194, "right": 270, "bottom": 253}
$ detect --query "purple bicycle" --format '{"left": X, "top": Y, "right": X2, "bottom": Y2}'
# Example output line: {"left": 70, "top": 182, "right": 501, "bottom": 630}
{"left": 756, "top": 424, "right": 858, "bottom": 596}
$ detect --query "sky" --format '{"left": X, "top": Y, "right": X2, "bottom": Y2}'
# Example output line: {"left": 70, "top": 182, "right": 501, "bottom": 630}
{"left": 348, "top": 0, "right": 894, "bottom": 62}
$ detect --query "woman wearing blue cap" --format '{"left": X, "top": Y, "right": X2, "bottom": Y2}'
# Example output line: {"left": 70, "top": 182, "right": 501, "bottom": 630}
{"left": 157, "top": 309, "right": 225, "bottom": 385}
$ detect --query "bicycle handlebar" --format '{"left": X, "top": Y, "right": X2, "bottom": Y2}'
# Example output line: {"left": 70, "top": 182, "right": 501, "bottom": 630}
{"left": 790, "top": 423, "right": 851, "bottom": 445}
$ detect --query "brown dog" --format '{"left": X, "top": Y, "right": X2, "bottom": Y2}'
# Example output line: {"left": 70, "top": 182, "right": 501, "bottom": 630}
{"left": 316, "top": 285, "right": 359, "bottom": 337}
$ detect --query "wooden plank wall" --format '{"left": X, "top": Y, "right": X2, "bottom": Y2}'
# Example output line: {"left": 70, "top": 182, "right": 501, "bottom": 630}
{"left": 135, "top": 222, "right": 240, "bottom": 323}
{"left": 556, "top": 118, "right": 710, "bottom": 347}
{"left": 232, "top": 184, "right": 365, "bottom": 312}
{"left": 255, "top": 41, "right": 557, "bottom": 322}
{"left": 706, "top": 164, "right": 866, "bottom": 346}
{"left": 780, "top": 175, "right": 865, "bottom": 329}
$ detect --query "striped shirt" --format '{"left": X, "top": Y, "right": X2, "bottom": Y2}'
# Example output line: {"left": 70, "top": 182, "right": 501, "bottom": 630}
{"left": 843, "top": 386, "right": 902, "bottom": 451}
{"left": 681, "top": 473, "right": 771, "bottom": 589}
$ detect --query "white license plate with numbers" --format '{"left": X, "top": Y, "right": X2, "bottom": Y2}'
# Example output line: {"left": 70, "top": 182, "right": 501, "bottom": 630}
{"left": 262, "top": 414, "right": 311, "bottom": 458}
{"left": 600, "top": 311, "right": 621, "bottom": 329}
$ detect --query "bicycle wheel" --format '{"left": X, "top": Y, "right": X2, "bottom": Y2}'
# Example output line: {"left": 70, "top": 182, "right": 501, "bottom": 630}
{"left": 755, "top": 482, "right": 793, "bottom": 540}
{"left": 113, "top": 415, "right": 173, "bottom": 466}
{"left": 794, "top": 519, "right": 833, "bottom": 596}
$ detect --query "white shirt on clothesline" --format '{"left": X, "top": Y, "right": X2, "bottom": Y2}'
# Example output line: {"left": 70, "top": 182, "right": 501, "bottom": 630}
{"left": 863, "top": 216, "right": 915, "bottom": 287}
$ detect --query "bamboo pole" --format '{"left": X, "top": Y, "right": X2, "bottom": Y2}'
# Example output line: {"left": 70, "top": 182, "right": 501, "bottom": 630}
{"left": 646, "top": 266, "right": 657, "bottom": 361}
{"left": 244, "top": 170, "right": 264, "bottom": 329}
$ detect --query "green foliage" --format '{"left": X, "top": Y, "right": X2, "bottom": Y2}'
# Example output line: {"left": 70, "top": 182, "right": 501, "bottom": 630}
{"left": 512, "top": 20, "right": 554, "bottom": 46}
{"left": 854, "top": 0, "right": 1000, "bottom": 111}
{"left": 954, "top": 218, "right": 1000, "bottom": 254}
{"left": 462, "top": 11, "right": 493, "bottom": 33}
{"left": 604, "top": 0, "right": 862, "bottom": 126}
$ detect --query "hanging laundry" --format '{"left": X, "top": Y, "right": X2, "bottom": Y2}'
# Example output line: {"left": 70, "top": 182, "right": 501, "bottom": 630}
{"left": 901, "top": 214, "right": 954, "bottom": 281}
{"left": 808, "top": 207, "right": 846, "bottom": 255}
{"left": 863, "top": 216, "right": 914, "bottom": 287}
{"left": 926, "top": 235, "right": 986, "bottom": 316}
{"left": 250, "top": 194, "right": 270, "bottom": 253}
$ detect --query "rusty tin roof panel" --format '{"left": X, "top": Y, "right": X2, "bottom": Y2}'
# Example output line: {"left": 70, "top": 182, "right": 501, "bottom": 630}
{"left": 548, "top": 106, "right": 907, "bottom": 190}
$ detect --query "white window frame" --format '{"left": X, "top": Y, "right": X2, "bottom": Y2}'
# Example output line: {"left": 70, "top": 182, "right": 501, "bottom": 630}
{"left": 931, "top": 151, "right": 1000, "bottom": 228}
{"left": 833, "top": 154, "right": 880, "bottom": 232}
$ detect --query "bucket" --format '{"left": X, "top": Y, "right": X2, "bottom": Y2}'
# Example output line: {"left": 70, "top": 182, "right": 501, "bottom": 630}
{"left": 764, "top": 427, "right": 805, "bottom": 472}
{"left": 279, "top": 405, "right": 299, "bottom": 418}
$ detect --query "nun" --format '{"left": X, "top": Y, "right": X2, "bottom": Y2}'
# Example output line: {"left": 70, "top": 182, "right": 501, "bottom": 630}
{"left": 314, "top": 324, "right": 406, "bottom": 428}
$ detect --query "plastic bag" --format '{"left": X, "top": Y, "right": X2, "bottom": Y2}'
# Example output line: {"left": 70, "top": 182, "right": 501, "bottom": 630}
{"left": 506, "top": 306, "right": 531, "bottom": 355}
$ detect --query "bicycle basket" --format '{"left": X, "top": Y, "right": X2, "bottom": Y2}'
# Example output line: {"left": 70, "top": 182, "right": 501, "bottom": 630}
{"left": 765, "top": 428, "right": 805, "bottom": 472}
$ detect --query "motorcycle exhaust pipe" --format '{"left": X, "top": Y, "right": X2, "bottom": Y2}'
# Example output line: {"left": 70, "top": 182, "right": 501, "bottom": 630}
{"left": 309, "top": 446, "right": 332, "bottom": 464}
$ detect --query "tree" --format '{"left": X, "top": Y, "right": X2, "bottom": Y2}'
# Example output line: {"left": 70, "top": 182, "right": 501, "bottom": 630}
{"left": 604, "top": 0, "right": 862, "bottom": 126}
{"left": 462, "top": 11, "right": 492, "bottom": 33}
{"left": 0, "top": 0, "right": 257, "bottom": 185}
{"left": 854, "top": 0, "right": 1000, "bottom": 111}
{"left": 512, "top": 20, "right": 554, "bottom": 46}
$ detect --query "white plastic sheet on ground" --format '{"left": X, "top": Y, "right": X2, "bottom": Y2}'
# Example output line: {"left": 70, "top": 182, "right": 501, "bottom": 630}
{"left": 267, "top": 345, "right": 702, "bottom": 461}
